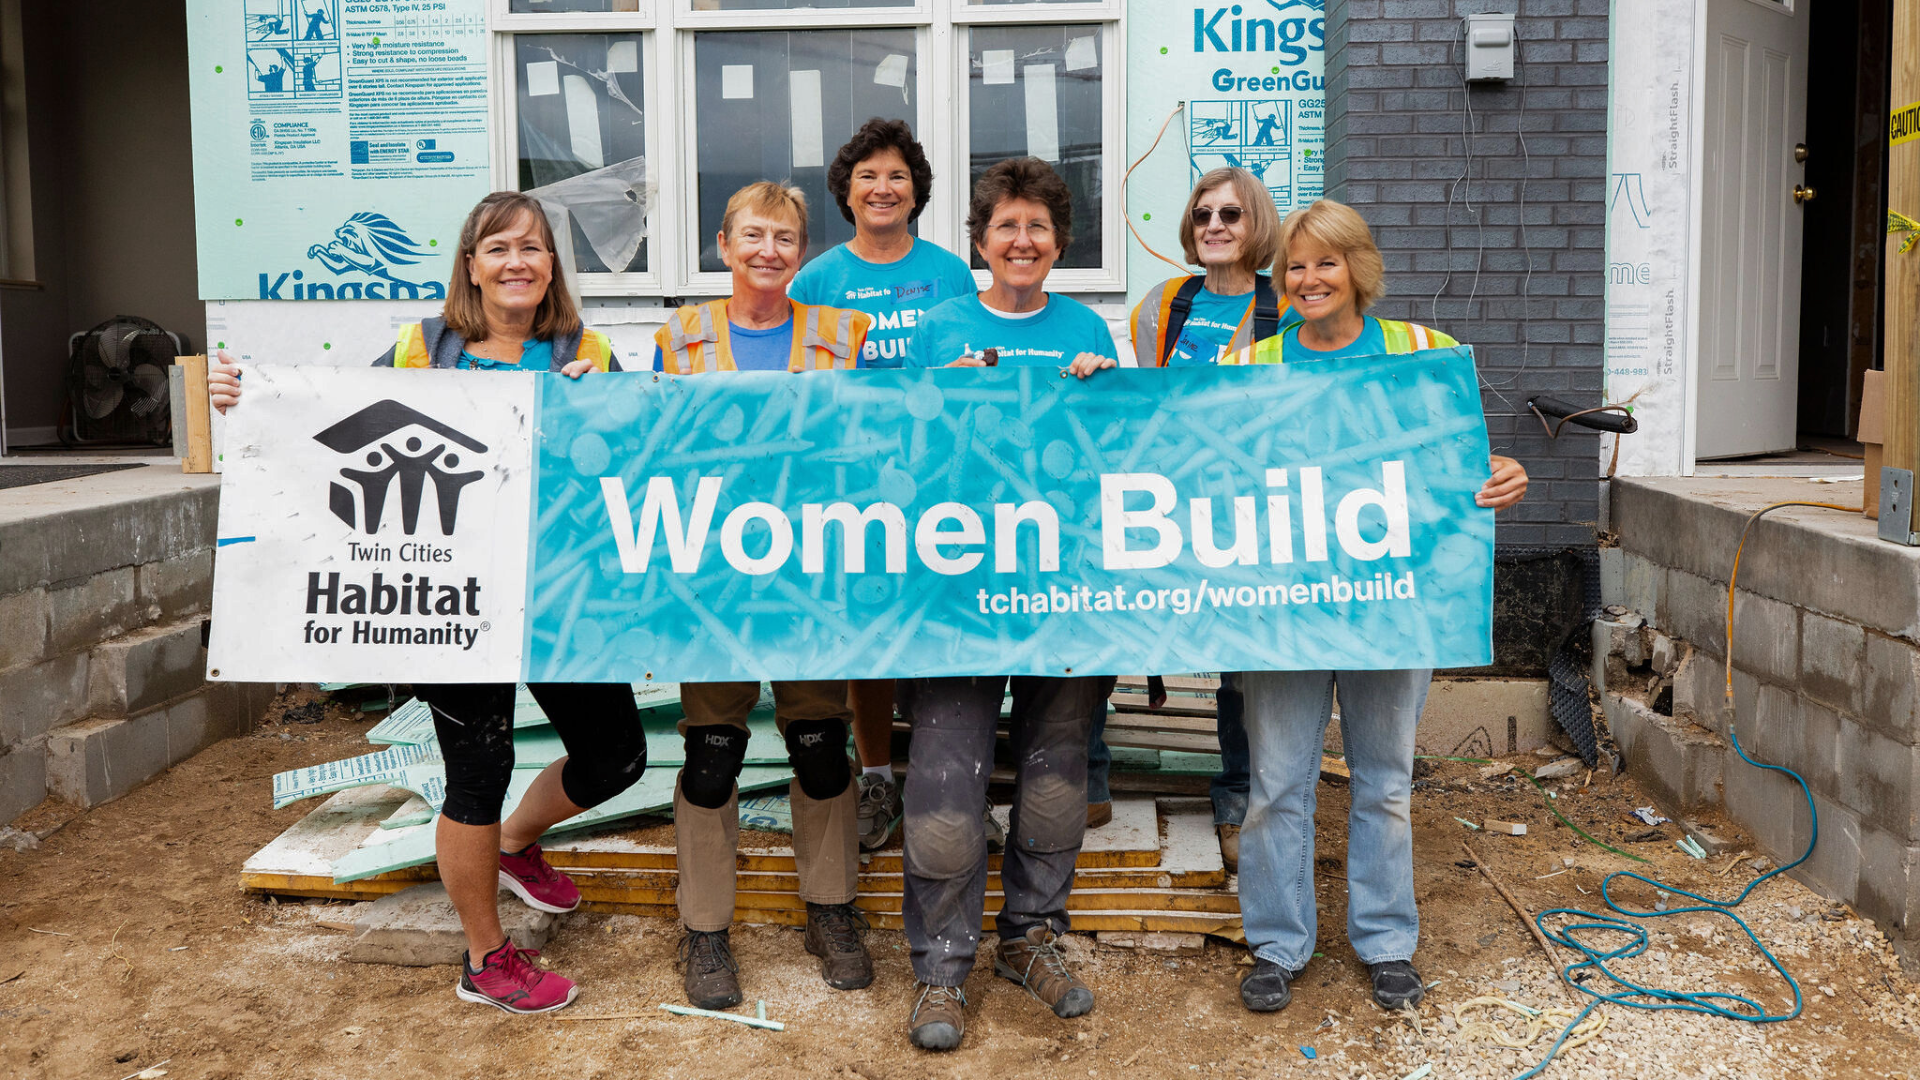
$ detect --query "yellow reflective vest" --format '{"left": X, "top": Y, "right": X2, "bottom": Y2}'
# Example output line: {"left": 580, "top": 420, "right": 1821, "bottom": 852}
{"left": 1222, "top": 317, "right": 1459, "bottom": 365}
{"left": 389, "top": 322, "right": 616, "bottom": 371}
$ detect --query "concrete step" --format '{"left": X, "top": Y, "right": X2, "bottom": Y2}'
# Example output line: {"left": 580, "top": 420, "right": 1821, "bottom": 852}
{"left": 43, "top": 682, "right": 273, "bottom": 806}
{"left": 88, "top": 617, "right": 208, "bottom": 718}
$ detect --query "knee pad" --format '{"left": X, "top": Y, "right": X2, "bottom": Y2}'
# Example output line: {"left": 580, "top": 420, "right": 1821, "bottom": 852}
{"left": 681, "top": 726, "right": 749, "bottom": 809}
{"left": 1011, "top": 771, "right": 1085, "bottom": 853}
{"left": 904, "top": 807, "right": 986, "bottom": 881}
{"left": 560, "top": 739, "right": 648, "bottom": 809}
{"left": 783, "top": 717, "right": 851, "bottom": 801}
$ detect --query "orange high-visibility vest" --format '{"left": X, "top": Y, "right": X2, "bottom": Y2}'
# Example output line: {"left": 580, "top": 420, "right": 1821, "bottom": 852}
{"left": 653, "top": 299, "right": 870, "bottom": 374}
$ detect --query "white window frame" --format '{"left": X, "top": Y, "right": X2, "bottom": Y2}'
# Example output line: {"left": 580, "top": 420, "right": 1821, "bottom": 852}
{"left": 491, "top": 15, "right": 665, "bottom": 294}
{"left": 489, "top": 0, "right": 1123, "bottom": 297}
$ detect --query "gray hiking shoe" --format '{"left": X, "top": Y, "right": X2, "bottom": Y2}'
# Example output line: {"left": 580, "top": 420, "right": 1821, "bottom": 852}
{"left": 908, "top": 982, "right": 967, "bottom": 1050}
{"left": 856, "top": 772, "right": 900, "bottom": 851}
{"left": 994, "top": 924, "right": 1094, "bottom": 1018}
{"left": 984, "top": 800, "right": 1006, "bottom": 853}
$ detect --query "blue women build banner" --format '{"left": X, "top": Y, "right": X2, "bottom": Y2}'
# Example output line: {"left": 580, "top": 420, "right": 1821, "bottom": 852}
{"left": 524, "top": 350, "right": 1492, "bottom": 683}
{"left": 207, "top": 351, "right": 1492, "bottom": 684}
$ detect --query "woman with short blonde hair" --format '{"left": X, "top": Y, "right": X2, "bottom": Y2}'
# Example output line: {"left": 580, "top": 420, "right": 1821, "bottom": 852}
{"left": 1225, "top": 198, "right": 1529, "bottom": 1019}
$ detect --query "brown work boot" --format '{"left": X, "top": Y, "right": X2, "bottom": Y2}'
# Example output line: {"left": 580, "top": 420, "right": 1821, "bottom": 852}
{"left": 1217, "top": 823, "right": 1241, "bottom": 874}
{"left": 1086, "top": 801, "right": 1113, "bottom": 829}
{"left": 804, "top": 902, "right": 874, "bottom": 990}
{"left": 908, "top": 982, "right": 968, "bottom": 1050}
{"left": 677, "top": 927, "right": 743, "bottom": 1010}
{"left": 994, "top": 924, "right": 1094, "bottom": 1018}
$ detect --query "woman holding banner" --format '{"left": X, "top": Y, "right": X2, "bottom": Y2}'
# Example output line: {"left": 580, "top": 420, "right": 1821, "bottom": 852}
{"left": 651, "top": 181, "right": 878, "bottom": 1014}
{"left": 789, "top": 118, "right": 979, "bottom": 855}
{"left": 208, "top": 191, "right": 649, "bottom": 1016}
{"left": 1221, "top": 198, "right": 1528, "bottom": 1016}
{"left": 1101, "top": 166, "right": 1299, "bottom": 870}
{"left": 895, "top": 157, "right": 1118, "bottom": 1052}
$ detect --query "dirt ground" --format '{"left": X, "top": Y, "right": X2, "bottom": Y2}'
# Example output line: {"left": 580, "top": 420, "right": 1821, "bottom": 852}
{"left": 3, "top": 694, "right": 1918, "bottom": 1080}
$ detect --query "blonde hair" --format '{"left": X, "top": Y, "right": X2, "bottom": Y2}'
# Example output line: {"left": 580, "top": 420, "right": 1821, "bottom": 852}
{"left": 1274, "top": 199, "right": 1386, "bottom": 312}
{"left": 1180, "top": 168, "right": 1281, "bottom": 276}
{"left": 444, "top": 192, "right": 581, "bottom": 343}
{"left": 720, "top": 181, "right": 810, "bottom": 252}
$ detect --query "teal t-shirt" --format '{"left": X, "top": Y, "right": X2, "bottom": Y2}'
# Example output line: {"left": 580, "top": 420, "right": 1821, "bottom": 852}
{"left": 790, "top": 239, "right": 977, "bottom": 368}
{"left": 907, "top": 294, "right": 1119, "bottom": 368}
{"left": 1163, "top": 277, "right": 1299, "bottom": 366}
{"left": 458, "top": 339, "right": 554, "bottom": 371}
{"left": 1278, "top": 316, "right": 1387, "bottom": 363}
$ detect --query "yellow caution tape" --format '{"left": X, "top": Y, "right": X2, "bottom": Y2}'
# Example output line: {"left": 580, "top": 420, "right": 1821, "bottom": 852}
{"left": 1894, "top": 101, "right": 1920, "bottom": 147}
{"left": 1891, "top": 211, "right": 1920, "bottom": 255}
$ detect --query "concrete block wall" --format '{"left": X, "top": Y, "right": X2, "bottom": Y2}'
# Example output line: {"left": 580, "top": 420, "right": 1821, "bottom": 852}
{"left": 1323, "top": 0, "right": 1607, "bottom": 548}
{"left": 1603, "top": 478, "right": 1920, "bottom": 970}
{"left": 0, "top": 471, "right": 274, "bottom": 821}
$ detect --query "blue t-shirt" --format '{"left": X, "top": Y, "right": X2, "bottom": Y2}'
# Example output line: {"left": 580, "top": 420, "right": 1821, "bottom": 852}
{"left": 789, "top": 239, "right": 977, "bottom": 368}
{"left": 651, "top": 316, "right": 800, "bottom": 372}
{"left": 458, "top": 339, "right": 554, "bottom": 371}
{"left": 1278, "top": 316, "right": 1388, "bottom": 363}
{"left": 1163, "top": 277, "right": 1299, "bottom": 366}
{"left": 907, "top": 294, "right": 1119, "bottom": 369}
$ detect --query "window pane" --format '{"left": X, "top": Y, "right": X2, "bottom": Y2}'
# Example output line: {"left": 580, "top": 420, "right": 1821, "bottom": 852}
{"left": 967, "top": 26, "right": 1103, "bottom": 269}
{"left": 694, "top": 0, "right": 906, "bottom": 9}
{"left": 509, "top": 1, "right": 642, "bottom": 12}
{"left": 693, "top": 30, "right": 917, "bottom": 273}
{"left": 515, "top": 33, "right": 649, "bottom": 275}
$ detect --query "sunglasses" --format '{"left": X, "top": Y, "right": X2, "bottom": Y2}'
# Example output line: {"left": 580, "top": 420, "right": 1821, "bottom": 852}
{"left": 1191, "top": 206, "right": 1246, "bottom": 227}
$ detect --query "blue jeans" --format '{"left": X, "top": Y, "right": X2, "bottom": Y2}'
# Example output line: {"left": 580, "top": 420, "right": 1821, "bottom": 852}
{"left": 1086, "top": 673, "right": 1249, "bottom": 827}
{"left": 1238, "top": 669, "right": 1431, "bottom": 972}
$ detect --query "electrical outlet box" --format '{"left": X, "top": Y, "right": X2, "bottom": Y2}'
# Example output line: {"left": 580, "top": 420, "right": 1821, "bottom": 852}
{"left": 1465, "top": 13, "right": 1515, "bottom": 82}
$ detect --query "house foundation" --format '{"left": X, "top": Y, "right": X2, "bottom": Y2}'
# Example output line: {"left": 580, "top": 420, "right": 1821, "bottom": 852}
{"left": 1600, "top": 475, "right": 1920, "bottom": 971}
{"left": 0, "top": 465, "right": 275, "bottom": 821}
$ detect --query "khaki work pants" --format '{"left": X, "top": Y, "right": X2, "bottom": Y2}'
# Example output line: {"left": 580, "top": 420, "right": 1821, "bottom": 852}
{"left": 674, "top": 680, "right": 858, "bottom": 931}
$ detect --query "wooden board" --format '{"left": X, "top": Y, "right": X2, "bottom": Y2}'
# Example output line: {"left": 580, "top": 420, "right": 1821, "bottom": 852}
{"left": 176, "top": 354, "right": 212, "bottom": 473}
{"left": 1113, "top": 675, "right": 1222, "bottom": 693}
{"left": 573, "top": 902, "right": 1242, "bottom": 936}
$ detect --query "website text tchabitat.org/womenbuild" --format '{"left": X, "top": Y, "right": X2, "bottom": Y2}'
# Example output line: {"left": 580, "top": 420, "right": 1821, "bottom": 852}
{"left": 596, "top": 461, "right": 1438, "bottom": 616}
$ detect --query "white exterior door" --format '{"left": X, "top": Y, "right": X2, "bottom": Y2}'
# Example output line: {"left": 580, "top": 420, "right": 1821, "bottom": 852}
{"left": 1696, "top": 0, "right": 1810, "bottom": 459}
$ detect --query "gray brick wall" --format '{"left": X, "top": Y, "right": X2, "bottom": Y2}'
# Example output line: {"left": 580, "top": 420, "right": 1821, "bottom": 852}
{"left": 1325, "top": 0, "right": 1607, "bottom": 549}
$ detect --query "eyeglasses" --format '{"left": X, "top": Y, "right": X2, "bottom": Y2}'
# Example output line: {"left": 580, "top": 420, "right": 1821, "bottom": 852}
{"left": 1191, "top": 206, "right": 1246, "bottom": 227}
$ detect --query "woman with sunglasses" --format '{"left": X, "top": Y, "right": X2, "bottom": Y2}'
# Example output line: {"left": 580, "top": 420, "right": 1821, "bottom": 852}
{"left": 1084, "top": 169, "right": 1298, "bottom": 869}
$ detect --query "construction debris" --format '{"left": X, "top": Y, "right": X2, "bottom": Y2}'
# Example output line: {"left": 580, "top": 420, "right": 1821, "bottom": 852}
{"left": 340, "top": 882, "right": 560, "bottom": 966}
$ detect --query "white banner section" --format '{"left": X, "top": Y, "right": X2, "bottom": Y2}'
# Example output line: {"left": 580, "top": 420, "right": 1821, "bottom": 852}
{"left": 207, "top": 366, "right": 533, "bottom": 682}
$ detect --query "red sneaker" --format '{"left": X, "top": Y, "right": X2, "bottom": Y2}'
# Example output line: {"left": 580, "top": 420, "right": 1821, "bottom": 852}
{"left": 499, "top": 843, "right": 581, "bottom": 913}
{"left": 456, "top": 941, "right": 578, "bottom": 1015}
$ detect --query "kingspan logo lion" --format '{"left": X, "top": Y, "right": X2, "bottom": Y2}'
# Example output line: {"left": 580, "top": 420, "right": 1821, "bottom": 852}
{"left": 257, "top": 211, "right": 448, "bottom": 300}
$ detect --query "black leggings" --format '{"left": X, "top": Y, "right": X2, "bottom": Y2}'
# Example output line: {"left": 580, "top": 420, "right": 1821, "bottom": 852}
{"left": 415, "top": 682, "right": 648, "bottom": 827}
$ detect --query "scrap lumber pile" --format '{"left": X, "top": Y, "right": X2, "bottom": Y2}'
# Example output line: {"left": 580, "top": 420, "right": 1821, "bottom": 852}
{"left": 242, "top": 677, "right": 1341, "bottom": 933}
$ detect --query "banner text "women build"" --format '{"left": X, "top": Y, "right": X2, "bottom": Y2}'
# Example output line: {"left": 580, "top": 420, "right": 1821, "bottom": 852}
{"left": 595, "top": 462, "right": 1410, "bottom": 577}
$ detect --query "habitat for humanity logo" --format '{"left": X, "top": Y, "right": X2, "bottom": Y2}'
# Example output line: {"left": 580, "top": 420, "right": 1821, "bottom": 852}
{"left": 314, "top": 400, "right": 486, "bottom": 536}
{"left": 259, "top": 212, "right": 447, "bottom": 300}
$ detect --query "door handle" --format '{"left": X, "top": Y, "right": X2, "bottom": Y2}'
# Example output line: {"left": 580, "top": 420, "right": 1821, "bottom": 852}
{"left": 1794, "top": 184, "right": 1817, "bottom": 204}
{"left": 1794, "top": 143, "right": 1808, "bottom": 163}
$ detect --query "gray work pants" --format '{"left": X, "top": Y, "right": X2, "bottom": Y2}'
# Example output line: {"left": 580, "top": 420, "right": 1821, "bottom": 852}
{"left": 898, "top": 674, "right": 1113, "bottom": 986}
